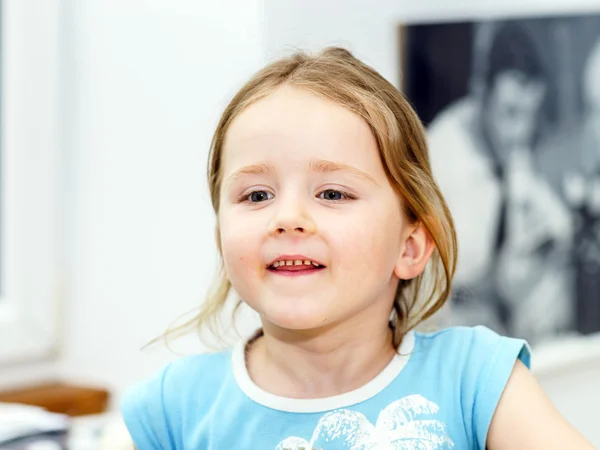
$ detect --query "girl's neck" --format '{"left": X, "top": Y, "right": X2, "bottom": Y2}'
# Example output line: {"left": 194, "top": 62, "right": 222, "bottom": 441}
{"left": 245, "top": 319, "right": 397, "bottom": 399}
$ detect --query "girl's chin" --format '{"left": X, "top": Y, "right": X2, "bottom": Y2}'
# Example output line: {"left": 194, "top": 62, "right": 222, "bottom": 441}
{"left": 260, "top": 312, "right": 332, "bottom": 333}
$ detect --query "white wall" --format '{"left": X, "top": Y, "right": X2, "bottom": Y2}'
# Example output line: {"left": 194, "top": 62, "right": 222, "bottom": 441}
{"left": 55, "top": 0, "right": 265, "bottom": 403}
{"left": 263, "top": 0, "right": 600, "bottom": 445}
{"left": 0, "top": 0, "right": 62, "bottom": 390}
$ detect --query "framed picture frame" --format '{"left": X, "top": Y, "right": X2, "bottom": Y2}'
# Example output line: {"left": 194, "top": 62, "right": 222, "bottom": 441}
{"left": 399, "top": 12, "right": 600, "bottom": 374}
{"left": 0, "top": 0, "right": 62, "bottom": 366}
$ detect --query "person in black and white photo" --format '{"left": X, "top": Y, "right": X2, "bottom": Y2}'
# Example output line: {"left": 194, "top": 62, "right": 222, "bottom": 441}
{"left": 424, "top": 23, "right": 573, "bottom": 343}
{"left": 536, "top": 35, "right": 600, "bottom": 336}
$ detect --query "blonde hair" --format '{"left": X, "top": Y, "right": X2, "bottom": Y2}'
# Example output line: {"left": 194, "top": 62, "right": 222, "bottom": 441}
{"left": 152, "top": 47, "right": 457, "bottom": 350}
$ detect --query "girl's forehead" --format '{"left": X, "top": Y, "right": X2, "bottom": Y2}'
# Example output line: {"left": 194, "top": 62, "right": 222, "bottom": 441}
{"left": 222, "top": 86, "right": 380, "bottom": 171}
{"left": 228, "top": 87, "right": 367, "bottom": 143}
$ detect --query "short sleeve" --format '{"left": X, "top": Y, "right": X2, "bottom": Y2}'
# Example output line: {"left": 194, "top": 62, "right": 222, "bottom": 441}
{"left": 120, "top": 365, "right": 174, "bottom": 450}
{"left": 462, "top": 326, "right": 531, "bottom": 449}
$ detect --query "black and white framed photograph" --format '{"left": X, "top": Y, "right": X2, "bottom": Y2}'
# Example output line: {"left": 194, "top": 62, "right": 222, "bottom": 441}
{"left": 400, "top": 13, "right": 600, "bottom": 367}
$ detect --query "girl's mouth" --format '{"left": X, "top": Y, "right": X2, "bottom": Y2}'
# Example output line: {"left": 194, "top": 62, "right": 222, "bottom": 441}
{"left": 267, "top": 259, "right": 326, "bottom": 276}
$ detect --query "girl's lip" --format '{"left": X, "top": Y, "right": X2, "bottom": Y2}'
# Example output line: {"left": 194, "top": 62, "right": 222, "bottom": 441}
{"left": 266, "top": 254, "right": 325, "bottom": 267}
{"left": 268, "top": 266, "right": 325, "bottom": 277}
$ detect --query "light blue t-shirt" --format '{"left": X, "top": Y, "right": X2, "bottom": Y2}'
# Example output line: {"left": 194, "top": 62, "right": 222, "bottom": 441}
{"left": 121, "top": 326, "right": 530, "bottom": 449}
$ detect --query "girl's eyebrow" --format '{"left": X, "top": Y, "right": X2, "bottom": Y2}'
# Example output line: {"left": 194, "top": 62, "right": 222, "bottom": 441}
{"left": 309, "top": 159, "right": 380, "bottom": 186}
{"left": 224, "top": 159, "right": 379, "bottom": 186}
{"left": 224, "top": 163, "right": 275, "bottom": 186}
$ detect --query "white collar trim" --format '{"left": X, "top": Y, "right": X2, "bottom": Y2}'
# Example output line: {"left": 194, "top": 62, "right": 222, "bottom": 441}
{"left": 231, "top": 330, "right": 415, "bottom": 413}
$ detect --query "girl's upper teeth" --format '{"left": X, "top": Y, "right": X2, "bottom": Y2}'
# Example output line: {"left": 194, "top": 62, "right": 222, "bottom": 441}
{"left": 272, "top": 260, "right": 320, "bottom": 268}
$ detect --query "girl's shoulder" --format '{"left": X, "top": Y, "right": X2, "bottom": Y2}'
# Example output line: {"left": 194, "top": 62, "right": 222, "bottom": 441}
{"left": 416, "top": 325, "right": 529, "bottom": 355}
{"left": 403, "top": 326, "right": 532, "bottom": 449}
{"left": 120, "top": 349, "right": 233, "bottom": 449}
{"left": 412, "top": 325, "right": 531, "bottom": 372}
{"left": 126, "top": 348, "right": 232, "bottom": 397}
{"left": 416, "top": 324, "right": 529, "bottom": 348}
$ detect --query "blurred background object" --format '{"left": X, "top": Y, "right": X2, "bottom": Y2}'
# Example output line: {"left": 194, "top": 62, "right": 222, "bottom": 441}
{"left": 1, "top": 0, "right": 599, "bottom": 447}
{"left": 0, "top": 383, "right": 109, "bottom": 417}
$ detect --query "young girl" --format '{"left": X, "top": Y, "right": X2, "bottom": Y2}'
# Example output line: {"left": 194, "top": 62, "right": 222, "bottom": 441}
{"left": 121, "top": 47, "right": 593, "bottom": 449}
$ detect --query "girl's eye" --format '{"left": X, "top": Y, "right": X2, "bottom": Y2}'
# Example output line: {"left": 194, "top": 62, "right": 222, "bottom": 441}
{"left": 246, "top": 190, "right": 274, "bottom": 203}
{"left": 318, "top": 189, "right": 351, "bottom": 201}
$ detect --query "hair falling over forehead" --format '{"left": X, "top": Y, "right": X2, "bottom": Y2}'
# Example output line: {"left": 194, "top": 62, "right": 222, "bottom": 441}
{"left": 151, "top": 47, "right": 458, "bottom": 351}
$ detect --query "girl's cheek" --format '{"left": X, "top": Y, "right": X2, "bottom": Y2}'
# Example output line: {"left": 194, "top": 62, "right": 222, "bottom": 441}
{"left": 221, "top": 228, "right": 255, "bottom": 263}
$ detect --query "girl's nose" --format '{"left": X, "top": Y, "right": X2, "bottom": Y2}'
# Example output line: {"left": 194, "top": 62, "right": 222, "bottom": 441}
{"left": 275, "top": 225, "right": 306, "bottom": 235}
{"left": 269, "top": 198, "right": 316, "bottom": 237}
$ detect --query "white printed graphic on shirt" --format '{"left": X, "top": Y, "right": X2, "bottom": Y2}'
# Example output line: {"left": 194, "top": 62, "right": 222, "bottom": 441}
{"left": 275, "top": 394, "right": 454, "bottom": 450}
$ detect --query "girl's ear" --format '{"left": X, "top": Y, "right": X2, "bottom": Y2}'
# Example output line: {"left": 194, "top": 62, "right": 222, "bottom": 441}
{"left": 394, "top": 222, "right": 435, "bottom": 280}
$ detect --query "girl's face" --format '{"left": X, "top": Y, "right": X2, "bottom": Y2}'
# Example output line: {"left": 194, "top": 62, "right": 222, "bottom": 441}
{"left": 218, "top": 86, "right": 416, "bottom": 333}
